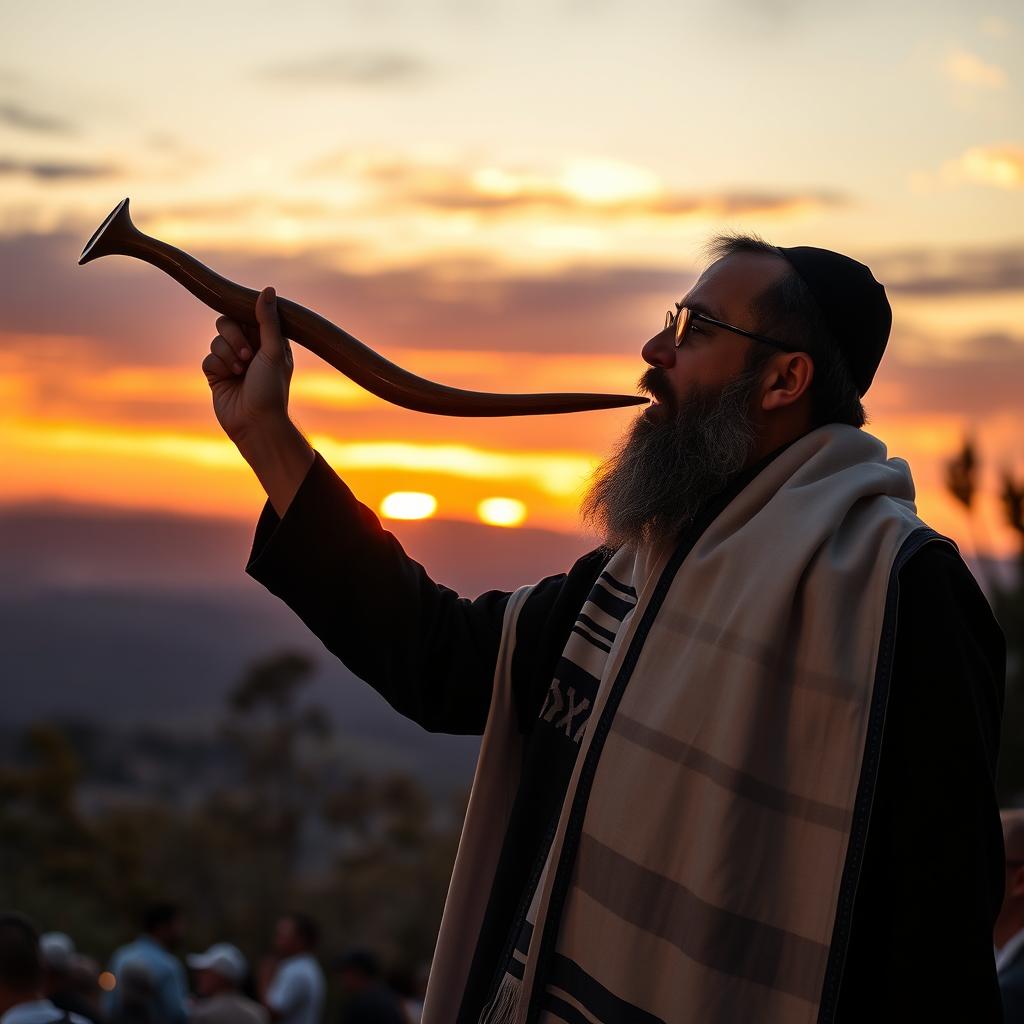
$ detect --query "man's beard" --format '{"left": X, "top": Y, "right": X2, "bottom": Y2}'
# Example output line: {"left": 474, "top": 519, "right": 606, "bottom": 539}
{"left": 580, "top": 360, "right": 766, "bottom": 550}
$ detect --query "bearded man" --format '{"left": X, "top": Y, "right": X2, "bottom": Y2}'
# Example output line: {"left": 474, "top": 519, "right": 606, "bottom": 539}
{"left": 202, "top": 235, "right": 1005, "bottom": 1024}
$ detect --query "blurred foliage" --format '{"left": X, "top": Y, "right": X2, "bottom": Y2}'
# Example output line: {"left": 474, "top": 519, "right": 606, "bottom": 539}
{"left": 0, "top": 651, "right": 463, "bottom": 978}
{"left": 945, "top": 436, "right": 979, "bottom": 511}
{"left": 945, "top": 438, "right": 1024, "bottom": 800}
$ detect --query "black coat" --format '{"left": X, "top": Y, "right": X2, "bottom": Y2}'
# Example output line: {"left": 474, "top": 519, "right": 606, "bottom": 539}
{"left": 1002, "top": 942, "right": 1024, "bottom": 1023}
{"left": 247, "top": 451, "right": 1006, "bottom": 1023}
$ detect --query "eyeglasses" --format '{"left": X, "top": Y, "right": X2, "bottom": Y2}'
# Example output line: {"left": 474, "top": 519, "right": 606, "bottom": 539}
{"left": 665, "top": 303, "right": 798, "bottom": 353}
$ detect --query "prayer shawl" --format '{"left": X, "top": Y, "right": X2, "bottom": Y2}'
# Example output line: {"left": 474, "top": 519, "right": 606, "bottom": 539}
{"left": 422, "top": 424, "right": 953, "bottom": 1024}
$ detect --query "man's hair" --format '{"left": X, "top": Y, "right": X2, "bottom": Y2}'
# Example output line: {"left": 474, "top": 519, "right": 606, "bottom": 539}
{"left": 141, "top": 902, "right": 180, "bottom": 934}
{"left": 0, "top": 911, "right": 42, "bottom": 991}
{"left": 282, "top": 912, "right": 319, "bottom": 948}
{"left": 704, "top": 233, "right": 867, "bottom": 429}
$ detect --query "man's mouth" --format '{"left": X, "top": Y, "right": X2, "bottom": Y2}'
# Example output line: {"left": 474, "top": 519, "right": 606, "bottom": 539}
{"left": 638, "top": 369, "right": 672, "bottom": 410}
{"left": 641, "top": 386, "right": 673, "bottom": 417}
{"left": 643, "top": 397, "right": 670, "bottom": 421}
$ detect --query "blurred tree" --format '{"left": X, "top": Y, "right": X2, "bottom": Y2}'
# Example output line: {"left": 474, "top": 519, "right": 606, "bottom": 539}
{"left": 945, "top": 437, "right": 1024, "bottom": 800}
{"left": 0, "top": 725, "right": 122, "bottom": 954}
{"left": 221, "top": 650, "right": 330, "bottom": 866}
{"left": 319, "top": 773, "right": 463, "bottom": 967}
{"left": 0, "top": 649, "right": 466, "bottom": 979}
{"left": 185, "top": 651, "right": 333, "bottom": 949}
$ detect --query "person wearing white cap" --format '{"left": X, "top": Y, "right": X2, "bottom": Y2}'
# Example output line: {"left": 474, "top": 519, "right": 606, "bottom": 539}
{"left": 39, "top": 934, "right": 103, "bottom": 1024}
{"left": 0, "top": 915, "right": 90, "bottom": 1024}
{"left": 187, "top": 945, "right": 266, "bottom": 1024}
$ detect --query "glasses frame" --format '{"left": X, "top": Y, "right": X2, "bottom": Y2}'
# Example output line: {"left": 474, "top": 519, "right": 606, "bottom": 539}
{"left": 665, "top": 303, "right": 799, "bottom": 354}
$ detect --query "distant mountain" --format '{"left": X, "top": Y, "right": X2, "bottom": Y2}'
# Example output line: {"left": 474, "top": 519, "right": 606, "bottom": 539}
{"left": 0, "top": 500, "right": 596, "bottom": 789}
{"left": 0, "top": 499, "right": 594, "bottom": 597}
{"left": 8, "top": 499, "right": 1008, "bottom": 793}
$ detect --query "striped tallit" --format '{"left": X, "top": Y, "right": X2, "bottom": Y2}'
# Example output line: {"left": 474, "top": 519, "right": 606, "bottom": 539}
{"left": 424, "top": 423, "right": 950, "bottom": 1024}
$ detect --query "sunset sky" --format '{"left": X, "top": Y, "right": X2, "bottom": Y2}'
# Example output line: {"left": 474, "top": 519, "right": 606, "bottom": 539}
{"left": 3, "top": 0, "right": 1023, "bottom": 555}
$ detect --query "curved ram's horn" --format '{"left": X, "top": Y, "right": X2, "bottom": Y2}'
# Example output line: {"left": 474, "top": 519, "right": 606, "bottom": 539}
{"left": 79, "top": 199, "right": 648, "bottom": 418}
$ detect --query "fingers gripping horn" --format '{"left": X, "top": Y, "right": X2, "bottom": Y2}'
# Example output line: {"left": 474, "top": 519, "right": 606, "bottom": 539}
{"left": 79, "top": 199, "right": 648, "bottom": 418}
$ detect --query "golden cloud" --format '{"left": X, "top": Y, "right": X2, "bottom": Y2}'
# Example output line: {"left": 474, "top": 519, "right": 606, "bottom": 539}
{"left": 944, "top": 49, "right": 1008, "bottom": 88}
{"left": 944, "top": 144, "right": 1024, "bottom": 189}
{"left": 6, "top": 417, "right": 597, "bottom": 498}
{"left": 304, "top": 150, "right": 846, "bottom": 222}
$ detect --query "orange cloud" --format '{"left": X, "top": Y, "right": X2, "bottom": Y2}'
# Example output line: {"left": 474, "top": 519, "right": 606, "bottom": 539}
{"left": 0, "top": 413, "right": 597, "bottom": 531}
{"left": 4, "top": 416, "right": 596, "bottom": 496}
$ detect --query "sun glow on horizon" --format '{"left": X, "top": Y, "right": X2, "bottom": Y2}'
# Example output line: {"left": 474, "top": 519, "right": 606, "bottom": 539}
{"left": 380, "top": 491, "right": 438, "bottom": 520}
{"left": 1, "top": 405, "right": 1022, "bottom": 554}
{"left": 478, "top": 496, "right": 528, "bottom": 527}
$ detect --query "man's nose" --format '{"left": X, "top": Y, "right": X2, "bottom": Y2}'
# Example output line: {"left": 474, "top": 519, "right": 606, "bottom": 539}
{"left": 642, "top": 327, "right": 676, "bottom": 368}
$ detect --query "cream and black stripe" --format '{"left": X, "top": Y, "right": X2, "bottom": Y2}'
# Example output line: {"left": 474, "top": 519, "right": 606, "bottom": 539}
{"left": 537, "top": 572, "right": 638, "bottom": 746}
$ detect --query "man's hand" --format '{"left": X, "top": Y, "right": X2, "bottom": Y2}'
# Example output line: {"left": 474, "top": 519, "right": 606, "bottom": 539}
{"left": 203, "top": 286, "right": 293, "bottom": 446}
{"left": 202, "top": 286, "right": 314, "bottom": 517}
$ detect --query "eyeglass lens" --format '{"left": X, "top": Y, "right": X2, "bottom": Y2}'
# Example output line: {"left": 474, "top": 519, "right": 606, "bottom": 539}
{"left": 665, "top": 306, "right": 690, "bottom": 347}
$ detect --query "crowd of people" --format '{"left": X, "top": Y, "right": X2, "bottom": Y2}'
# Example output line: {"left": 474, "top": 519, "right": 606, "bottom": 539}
{"left": 4, "top": 802, "right": 1024, "bottom": 1024}
{"left": 6, "top": 808, "right": 1024, "bottom": 1022}
{"left": 0, "top": 907, "right": 425, "bottom": 1024}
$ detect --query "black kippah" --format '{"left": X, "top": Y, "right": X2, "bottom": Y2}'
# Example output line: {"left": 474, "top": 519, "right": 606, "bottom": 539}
{"left": 776, "top": 246, "right": 891, "bottom": 396}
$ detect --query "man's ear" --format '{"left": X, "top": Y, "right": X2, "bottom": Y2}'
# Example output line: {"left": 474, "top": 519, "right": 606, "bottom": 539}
{"left": 761, "top": 352, "right": 814, "bottom": 412}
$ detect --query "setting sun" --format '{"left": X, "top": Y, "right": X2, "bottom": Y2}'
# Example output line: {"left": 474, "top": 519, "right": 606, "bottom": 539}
{"left": 478, "top": 497, "right": 528, "bottom": 528}
{"left": 380, "top": 491, "right": 438, "bottom": 520}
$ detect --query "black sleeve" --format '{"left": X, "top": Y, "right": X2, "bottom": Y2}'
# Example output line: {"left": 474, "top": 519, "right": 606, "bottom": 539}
{"left": 244, "top": 452, "right": 516, "bottom": 733}
{"left": 246, "top": 451, "right": 515, "bottom": 735}
{"left": 837, "top": 541, "right": 1006, "bottom": 1022}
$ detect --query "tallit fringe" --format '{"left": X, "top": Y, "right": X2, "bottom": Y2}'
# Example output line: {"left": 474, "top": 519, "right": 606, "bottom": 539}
{"left": 479, "top": 971, "right": 522, "bottom": 1024}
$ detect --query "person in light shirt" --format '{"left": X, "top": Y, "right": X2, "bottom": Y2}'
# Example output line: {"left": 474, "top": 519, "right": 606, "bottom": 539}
{"left": 105, "top": 904, "right": 187, "bottom": 1024}
{"left": 0, "top": 913, "right": 90, "bottom": 1024}
{"left": 259, "top": 917, "right": 323, "bottom": 1024}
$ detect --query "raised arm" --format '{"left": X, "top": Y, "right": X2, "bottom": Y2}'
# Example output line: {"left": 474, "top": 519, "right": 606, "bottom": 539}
{"left": 244, "top": 448, "right": 512, "bottom": 733}
{"left": 203, "top": 287, "right": 511, "bottom": 734}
